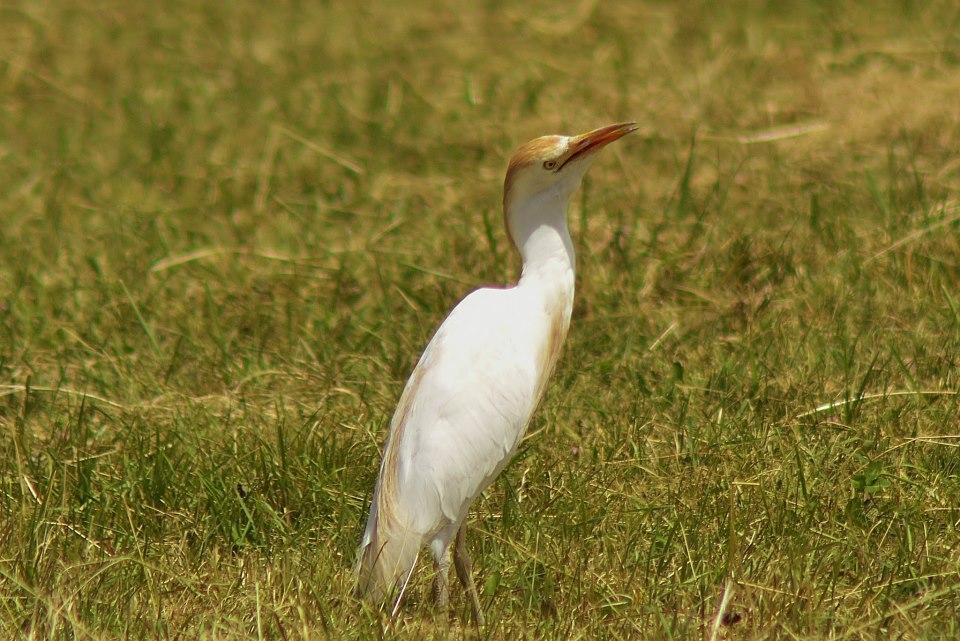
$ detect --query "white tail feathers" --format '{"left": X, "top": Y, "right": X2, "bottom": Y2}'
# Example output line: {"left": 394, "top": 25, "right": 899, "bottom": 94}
{"left": 356, "top": 509, "right": 421, "bottom": 605}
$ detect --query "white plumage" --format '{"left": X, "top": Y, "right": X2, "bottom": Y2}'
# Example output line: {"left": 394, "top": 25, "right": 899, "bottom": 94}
{"left": 357, "top": 123, "right": 637, "bottom": 623}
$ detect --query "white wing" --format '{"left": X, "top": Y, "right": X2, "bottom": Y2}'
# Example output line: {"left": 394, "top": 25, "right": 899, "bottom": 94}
{"left": 391, "top": 286, "right": 544, "bottom": 533}
{"left": 357, "top": 283, "right": 566, "bottom": 599}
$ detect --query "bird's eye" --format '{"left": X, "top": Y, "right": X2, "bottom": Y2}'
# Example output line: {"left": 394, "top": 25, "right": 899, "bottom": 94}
{"left": 543, "top": 160, "right": 558, "bottom": 170}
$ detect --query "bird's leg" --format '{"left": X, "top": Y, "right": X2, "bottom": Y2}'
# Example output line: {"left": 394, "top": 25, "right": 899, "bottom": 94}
{"left": 433, "top": 552, "right": 450, "bottom": 608}
{"left": 453, "top": 524, "right": 486, "bottom": 625}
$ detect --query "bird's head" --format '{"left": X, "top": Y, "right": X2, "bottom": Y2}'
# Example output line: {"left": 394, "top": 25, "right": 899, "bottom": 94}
{"left": 502, "top": 122, "right": 637, "bottom": 246}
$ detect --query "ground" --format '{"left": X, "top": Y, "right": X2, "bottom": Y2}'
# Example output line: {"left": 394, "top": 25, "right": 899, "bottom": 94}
{"left": 1, "top": 1, "right": 959, "bottom": 639}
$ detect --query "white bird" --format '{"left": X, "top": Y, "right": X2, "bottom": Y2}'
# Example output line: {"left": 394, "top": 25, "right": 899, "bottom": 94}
{"left": 356, "top": 122, "right": 637, "bottom": 623}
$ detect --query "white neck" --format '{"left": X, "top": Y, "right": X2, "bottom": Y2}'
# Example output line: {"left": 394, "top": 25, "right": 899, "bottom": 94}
{"left": 509, "top": 189, "right": 576, "bottom": 299}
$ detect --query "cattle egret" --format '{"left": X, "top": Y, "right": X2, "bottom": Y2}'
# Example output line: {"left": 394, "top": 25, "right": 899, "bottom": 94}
{"left": 356, "top": 122, "right": 637, "bottom": 623}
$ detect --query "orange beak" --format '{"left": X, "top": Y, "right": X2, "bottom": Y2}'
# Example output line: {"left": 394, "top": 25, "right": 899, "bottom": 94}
{"left": 558, "top": 122, "right": 638, "bottom": 170}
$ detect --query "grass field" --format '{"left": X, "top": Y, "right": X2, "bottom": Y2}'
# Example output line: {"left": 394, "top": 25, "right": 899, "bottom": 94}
{"left": 2, "top": 1, "right": 960, "bottom": 638}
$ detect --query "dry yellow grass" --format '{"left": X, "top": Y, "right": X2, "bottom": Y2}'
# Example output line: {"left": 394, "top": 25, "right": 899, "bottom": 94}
{"left": 1, "top": 1, "right": 959, "bottom": 639}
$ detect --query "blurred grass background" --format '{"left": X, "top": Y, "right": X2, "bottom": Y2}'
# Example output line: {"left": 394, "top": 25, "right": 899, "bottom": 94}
{"left": 1, "top": 0, "right": 959, "bottom": 638}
